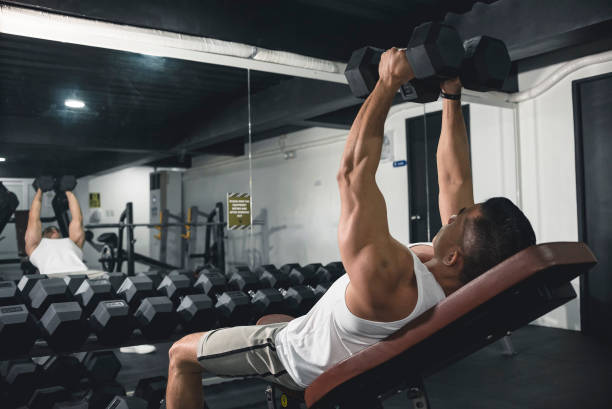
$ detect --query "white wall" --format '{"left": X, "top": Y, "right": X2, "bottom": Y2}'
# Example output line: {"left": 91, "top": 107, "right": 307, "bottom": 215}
{"left": 515, "top": 52, "right": 612, "bottom": 330}
{"left": 184, "top": 101, "right": 516, "bottom": 270}
{"left": 76, "top": 167, "right": 153, "bottom": 270}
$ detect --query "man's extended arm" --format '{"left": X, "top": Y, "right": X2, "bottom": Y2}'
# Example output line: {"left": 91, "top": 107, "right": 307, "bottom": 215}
{"left": 338, "top": 48, "right": 414, "bottom": 306}
{"left": 437, "top": 78, "right": 474, "bottom": 225}
{"left": 66, "top": 191, "right": 85, "bottom": 248}
{"left": 25, "top": 189, "right": 43, "bottom": 256}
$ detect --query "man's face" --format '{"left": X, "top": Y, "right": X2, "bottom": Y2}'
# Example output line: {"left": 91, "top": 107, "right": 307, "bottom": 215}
{"left": 44, "top": 227, "right": 61, "bottom": 239}
{"left": 432, "top": 204, "right": 480, "bottom": 262}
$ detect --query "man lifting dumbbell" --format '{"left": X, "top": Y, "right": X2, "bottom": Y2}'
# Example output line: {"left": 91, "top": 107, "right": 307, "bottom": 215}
{"left": 25, "top": 176, "right": 88, "bottom": 275}
{"left": 166, "top": 23, "right": 535, "bottom": 409}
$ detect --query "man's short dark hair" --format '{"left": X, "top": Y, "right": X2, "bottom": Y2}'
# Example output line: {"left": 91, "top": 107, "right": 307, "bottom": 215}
{"left": 42, "top": 226, "right": 60, "bottom": 238}
{"left": 460, "top": 197, "right": 536, "bottom": 284}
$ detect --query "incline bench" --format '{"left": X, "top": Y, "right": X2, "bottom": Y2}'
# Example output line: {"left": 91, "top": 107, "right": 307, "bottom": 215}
{"left": 258, "top": 242, "right": 597, "bottom": 409}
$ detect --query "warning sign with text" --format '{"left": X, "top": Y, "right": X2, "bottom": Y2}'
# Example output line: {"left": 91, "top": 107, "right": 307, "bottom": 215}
{"left": 89, "top": 193, "right": 101, "bottom": 208}
{"left": 227, "top": 193, "right": 251, "bottom": 230}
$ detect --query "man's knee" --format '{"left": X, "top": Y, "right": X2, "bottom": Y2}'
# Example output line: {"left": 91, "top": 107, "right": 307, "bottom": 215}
{"left": 169, "top": 333, "right": 205, "bottom": 373}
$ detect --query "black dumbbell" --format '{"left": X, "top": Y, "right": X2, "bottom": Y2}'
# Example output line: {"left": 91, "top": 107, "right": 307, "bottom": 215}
{"left": 134, "top": 296, "right": 178, "bottom": 340}
{"left": 169, "top": 269, "right": 196, "bottom": 284}
{"left": 285, "top": 264, "right": 322, "bottom": 287}
{"left": 106, "top": 272, "right": 127, "bottom": 294}
{"left": 104, "top": 396, "right": 149, "bottom": 409}
{"left": 0, "top": 303, "right": 39, "bottom": 354}
{"left": 82, "top": 351, "right": 122, "bottom": 385}
{"left": 134, "top": 376, "right": 167, "bottom": 409}
{"left": 116, "top": 275, "right": 156, "bottom": 311}
{"left": 314, "top": 283, "right": 331, "bottom": 300}
{"left": 64, "top": 274, "right": 89, "bottom": 296}
{"left": 255, "top": 264, "right": 291, "bottom": 289}
{"left": 251, "top": 288, "right": 288, "bottom": 318}
{"left": 75, "top": 278, "right": 114, "bottom": 315}
{"left": 228, "top": 268, "right": 267, "bottom": 292}
{"left": 215, "top": 291, "right": 253, "bottom": 326}
{"left": 0, "top": 280, "right": 21, "bottom": 305}
{"left": 89, "top": 299, "right": 134, "bottom": 346}
{"left": 28, "top": 277, "right": 74, "bottom": 317}
{"left": 1, "top": 358, "right": 43, "bottom": 407}
{"left": 345, "top": 22, "right": 464, "bottom": 102}
{"left": 86, "top": 381, "right": 126, "bottom": 409}
{"left": 137, "top": 271, "right": 164, "bottom": 289}
{"left": 32, "top": 176, "right": 56, "bottom": 192}
{"left": 157, "top": 274, "right": 200, "bottom": 306}
{"left": 29, "top": 385, "right": 71, "bottom": 409}
{"left": 17, "top": 273, "right": 48, "bottom": 299}
{"left": 39, "top": 355, "right": 88, "bottom": 392}
{"left": 39, "top": 301, "right": 90, "bottom": 351}
{"left": 283, "top": 285, "right": 317, "bottom": 316}
{"left": 57, "top": 175, "right": 77, "bottom": 192}
{"left": 193, "top": 269, "right": 228, "bottom": 301}
{"left": 176, "top": 294, "right": 217, "bottom": 332}
{"left": 460, "top": 36, "right": 511, "bottom": 91}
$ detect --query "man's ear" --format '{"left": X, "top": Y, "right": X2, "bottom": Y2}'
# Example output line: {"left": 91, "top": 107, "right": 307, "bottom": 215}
{"left": 442, "top": 247, "right": 462, "bottom": 267}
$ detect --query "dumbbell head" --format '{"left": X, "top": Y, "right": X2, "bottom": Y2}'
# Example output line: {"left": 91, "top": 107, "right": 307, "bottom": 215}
{"left": 75, "top": 278, "right": 113, "bottom": 315}
{"left": 83, "top": 351, "right": 122, "bottom": 385}
{"left": 1, "top": 358, "right": 43, "bottom": 406}
{"left": 104, "top": 396, "right": 149, "bottom": 409}
{"left": 177, "top": 294, "right": 217, "bottom": 332}
{"left": 256, "top": 264, "right": 291, "bottom": 289}
{"left": 135, "top": 296, "right": 178, "bottom": 340}
{"left": 64, "top": 274, "right": 88, "bottom": 296}
{"left": 157, "top": 274, "right": 198, "bottom": 306}
{"left": 137, "top": 271, "right": 163, "bottom": 289}
{"left": 134, "top": 376, "right": 167, "bottom": 409}
{"left": 461, "top": 36, "right": 511, "bottom": 91}
{"left": 215, "top": 291, "right": 252, "bottom": 326}
{"left": 57, "top": 175, "right": 77, "bottom": 192}
{"left": 29, "top": 278, "right": 73, "bottom": 317}
{"left": 0, "top": 280, "right": 21, "bottom": 306}
{"left": 344, "top": 46, "right": 384, "bottom": 98}
{"left": 105, "top": 272, "right": 127, "bottom": 294}
{"left": 0, "top": 304, "right": 39, "bottom": 354}
{"left": 193, "top": 270, "right": 227, "bottom": 300}
{"left": 29, "top": 385, "right": 70, "bottom": 409}
{"left": 17, "top": 273, "right": 48, "bottom": 298}
{"left": 314, "top": 283, "right": 331, "bottom": 300}
{"left": 284, "top": 286, "right": 317, "bottom": 316}
{"left": 228, "top": 270, "right": 265, "bottom": 292}
{"left": 116, "top": 275, "right": 156, "bottom": 310}
{"left": 325, "top": 261, "right": 345, "bottom": 279}
{"left": 251, "top": 288, "right": 287, "bottom": 318}
{"left": 87, "top": 381, "right": 126, "bottom": 409}
{"left": 32, "top": 176, "right": 56, "bottom": 192}
{"left": 40, "top": 355, "right": 87, "bottom": 391}
{"left": 40, "top": 301, "right": 89, "bottom": 351}
{"left": 89, "top": 299, "right": 134, "bottom": 346}
{"left": 169, "top": 269, "right": 195, "bottom": 284}
{"left": 406, "top": 21, "right": 464, "bottom": 79}
{"left": 399, "top": 78, "right": 441, "bottom": 103}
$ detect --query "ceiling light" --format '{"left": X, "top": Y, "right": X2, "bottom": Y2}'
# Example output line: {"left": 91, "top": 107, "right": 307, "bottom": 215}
{"left": 0, "top": 158, "right": 5, "bottom": 162}
{"left": 65, "top": 99, "right": 85, "bottom": 109}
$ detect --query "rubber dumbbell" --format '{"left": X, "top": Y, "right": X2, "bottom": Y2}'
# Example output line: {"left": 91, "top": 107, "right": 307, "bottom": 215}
{"left": 134, "top": 296, "right": 178, "bottom": 340}
{"left": 105, "top": 272, "right": 127, "bottom": 294}
{"left": 460, "top": 36, "right": 511, "bottom": 92}
{"left": 0, "top": 280, "right": 21, "bottom": 305}
{"left": 193, "top": 269, "right": 228, "bottom": 302}
{"left": 169, "top": 269, "right": 196, "bottom": 284}
{"left": 137, "top": 271, "right": 164, "bottom": 289}
{"left": 134, "top": 376, "right": 167, "bottom": 409}
{"left": 57, "top": 175, "right": 77, "bottom": 192}
{"left": 86, "top": 381, "right": 126, "bottom": 409}
{"left": 17, "top": 273, "right": 48, "bottom": 299}
{"left": 1, "top": 358, "right": 43, "bottom": 407}
{"left": 157, "top": 273, "right": 200, "bottom": 306}
{"left": 32, "top": 176, "right": 56, "bottom": 192}
{"left": 314, "top": 282, "right": 332, "bottom": 300}
{"left": 29, "top": 385, "right": 70, "bottom": 409}
{"left": 28, "top": 277, "right": 73, "bottom": 317}
{"left": 104, "top": 396, "right": 149, "bottom": 409}
{"left": 89, "top": 299, "right": 134, "bottom": 346}
{"left": 39, "top": 355, "right": 88, "bottom": 392}
{"left": 345, "top": 22, "right": 464, "bottom": 102}
{"left": 39, "top": 301, "right": 90, "bottom": 351}
{"left": 255, "top": 264, "right": 291, "bottom": 289}
{"left": 251, "top": 288, "right": 289, "bottom": 318}
{"left": 75, "top": 278, "right": 114, "bottom": 315}
{"left": 82, "top": 351, "right": 122, "bottom": 385}
{"left": 215, "top": 291, "right": 253, "bottom": 326}
{"left": 283, "top": 285, "right": 317, "bottom": 316}
{"left": 176, "top": 293, "right": 217, "bottom": 332}
{"left": 64, "top": 274, "right": 89, "bottom": 296}
{"left": 0, "top": 303, "right": 39, "bottom": 354}
{"left": 116, "top": 275, "right": 156, "bottom": 311}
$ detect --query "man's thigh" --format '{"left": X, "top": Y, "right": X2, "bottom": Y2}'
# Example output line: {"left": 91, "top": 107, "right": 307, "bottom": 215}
{"left": 197, "top": 323, "right": 301, "bottom": 391}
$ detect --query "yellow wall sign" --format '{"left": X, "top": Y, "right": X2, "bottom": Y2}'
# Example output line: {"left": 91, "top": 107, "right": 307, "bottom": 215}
{"left": 89, "top": 192, "right": 101, "bottom": 208}
{"left": 227, "top": 193, "right": 251, "bottom": 230}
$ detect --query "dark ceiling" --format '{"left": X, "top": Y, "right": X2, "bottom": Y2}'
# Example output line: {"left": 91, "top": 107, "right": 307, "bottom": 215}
{"left": 0, "top": 0, "right": 611, "bottom": 178}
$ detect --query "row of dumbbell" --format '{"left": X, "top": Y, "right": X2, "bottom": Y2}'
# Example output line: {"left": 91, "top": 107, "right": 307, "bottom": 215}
{"left": 1, "top": 350, "right": 165, "bottom": 409}
{"left": 0, "top": 261, "right": 345, "bottom": 356}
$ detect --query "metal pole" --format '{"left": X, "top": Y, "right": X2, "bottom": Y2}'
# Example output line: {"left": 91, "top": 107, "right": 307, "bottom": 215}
{"left": 126, "top": 202, "right": 135, "bottom": 275}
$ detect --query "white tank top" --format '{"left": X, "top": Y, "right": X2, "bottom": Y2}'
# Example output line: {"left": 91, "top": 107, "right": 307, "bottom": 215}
{"left": 29, "top": 238, "right": 88, "bottom": 275}
{"left": 274, "top": 245, "right": 446, "bottom": 389}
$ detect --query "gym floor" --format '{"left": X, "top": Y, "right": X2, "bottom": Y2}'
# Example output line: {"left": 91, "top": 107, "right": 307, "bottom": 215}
{"left": 116, "top": 325, "right": 612, "bottom": 409}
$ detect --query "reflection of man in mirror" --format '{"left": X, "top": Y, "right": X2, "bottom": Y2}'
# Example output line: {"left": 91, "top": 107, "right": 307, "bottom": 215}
{"left": 165, "top": 49, "right": 535, "bottom": 409}
{"left": 25, "top": 189, "right": 87, "bottom": 275}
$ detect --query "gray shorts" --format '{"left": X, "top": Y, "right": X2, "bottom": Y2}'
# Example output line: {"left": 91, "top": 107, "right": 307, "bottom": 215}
{"left": 197, "top": 323, "right": 302, "bottom": 391}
